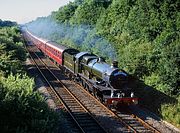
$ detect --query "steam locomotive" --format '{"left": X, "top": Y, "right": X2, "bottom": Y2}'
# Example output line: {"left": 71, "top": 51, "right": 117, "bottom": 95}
{"left": 23, "top": 29, "right": 138, "bottom": 107}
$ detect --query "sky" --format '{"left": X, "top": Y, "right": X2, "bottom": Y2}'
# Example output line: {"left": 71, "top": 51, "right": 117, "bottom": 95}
{"left": 0, "top": 0, "right": 73, "bottom": 24}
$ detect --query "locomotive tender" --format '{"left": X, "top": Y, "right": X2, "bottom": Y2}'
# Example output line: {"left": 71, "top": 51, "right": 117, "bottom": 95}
{"left": 23, "top": 29, "right": 138, "bottom": 107}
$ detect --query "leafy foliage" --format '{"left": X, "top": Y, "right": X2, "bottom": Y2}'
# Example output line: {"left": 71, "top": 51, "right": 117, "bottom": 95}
{"left": 28, "top": 0, "right": 179, "bottom": 95}
{"left": 26, "top": 0, "right": 180, "bottom": 127}
{"left": 53, "top": 2, "right": 78, "bottom": 24}
{"left": 0, "top": 74, "right": 59, "bottom": 133}
{"left": 0, "top": 22, "right": 59, "bottom": 132}
{"left": 0, "top": 26, "right": 26, "bottom": 76}
{"left": 69, "top": 0, "right": 107, "bottom": 25}
{"left": 161, "top": 96, "right": 180, "bottom": 128}
{"left": 0, "top": 19, "right": 17, "bottom": 27}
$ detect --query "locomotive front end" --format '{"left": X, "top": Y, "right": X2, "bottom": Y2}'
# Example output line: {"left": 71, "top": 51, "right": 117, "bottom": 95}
{"left": 109, "top": 69, "right": 128, "bottom": 89}
{"left": 103, "top": 64, "right": 138, "bottom": 106}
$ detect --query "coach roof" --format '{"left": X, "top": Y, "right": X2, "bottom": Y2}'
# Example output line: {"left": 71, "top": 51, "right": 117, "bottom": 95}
{"left": 45, "top": 41, "right": 68, "bottom": 53}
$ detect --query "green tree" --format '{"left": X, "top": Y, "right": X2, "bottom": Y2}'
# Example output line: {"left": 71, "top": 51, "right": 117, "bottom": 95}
{"left": 70, "top": 0, "right": 106, "bottom": 25}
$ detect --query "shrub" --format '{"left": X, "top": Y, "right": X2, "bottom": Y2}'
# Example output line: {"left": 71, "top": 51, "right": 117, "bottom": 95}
{"left": 0, "top": 74, "right": 59, "bottom": 133}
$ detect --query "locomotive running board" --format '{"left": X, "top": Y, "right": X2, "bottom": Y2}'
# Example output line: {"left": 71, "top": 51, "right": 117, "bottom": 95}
{"left": 78, "top": 73, "right": 114, "bottom": 91}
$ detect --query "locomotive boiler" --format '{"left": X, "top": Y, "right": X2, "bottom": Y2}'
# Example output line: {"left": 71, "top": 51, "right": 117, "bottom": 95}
{"left": 81, "top": 56, "right": 128, "bottom": 89}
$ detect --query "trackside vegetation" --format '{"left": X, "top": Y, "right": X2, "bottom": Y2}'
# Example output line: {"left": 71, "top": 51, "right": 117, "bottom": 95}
{"left": 26, "top": 0, "right": 180, "bottom": 127}
{"left": 0, "top": 21, "right": 59, "bottom": 132}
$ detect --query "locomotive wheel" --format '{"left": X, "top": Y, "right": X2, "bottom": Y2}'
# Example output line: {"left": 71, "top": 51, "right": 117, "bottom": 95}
{"left": 92, "top": 76, "right": 97, "bottom": 82}
{"left": 95, "top": 93, "right": 103, "bottom": 103}
{"left": 81, "top": 80, "right": 86, "bottom": 88}
{"left": 74, "top": 76, "right": 80, "bottom": 83}
{"left": 68, "top": 73, "right": 73, "bottom": 80}
{"left": 85, "top": 83, "right": 90, "bottom": 92}
{"left": 93, "top": 89, "right": 98, "bottom": 98}
{"left": 62, "top": 67, "right": 66, "bottom": 75}
{"left": 85, "top": 70, "right": 91, "bottom": 79}
{"left": 65, "top": 69, "right": 69, "bottom": 76}
{"left": 82, "top": 70, "right": 91, "bottom": 79}
{"left": 93, "top": 90, "right": 103, "bottom": 103}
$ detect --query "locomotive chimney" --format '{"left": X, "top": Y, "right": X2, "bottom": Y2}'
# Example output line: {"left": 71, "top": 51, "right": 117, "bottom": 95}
{"left": 98, "top": 57, "right": 104, "bottom": 62}
{"left": 111, "top": 60, "right": 118, "bottom": 68}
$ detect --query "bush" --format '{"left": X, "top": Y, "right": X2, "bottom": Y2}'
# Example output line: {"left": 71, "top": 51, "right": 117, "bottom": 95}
{"left": 161, "top": 96, "right": 180, "bottom": 128}
{"left": 0, "top": 26, "right": 26, "bottom": 76}
{"left": 0, "top": 74, "right": 59, "bottom": 133}
{"left": 0, "top": 24, "right": 59, "bottom": 132}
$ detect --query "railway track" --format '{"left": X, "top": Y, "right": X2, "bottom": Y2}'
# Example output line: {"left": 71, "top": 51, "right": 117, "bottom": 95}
{"left": 116, "top": 110, "right": 160, "bottom": 133}
{"left": 26, "top": 45, "right": 107, "bottom": 133}
{"left": 25, "top": 43, "right": 161, "bottom": 133}
{"left": 38, "top": 49, "right": 161, "bottom": 133}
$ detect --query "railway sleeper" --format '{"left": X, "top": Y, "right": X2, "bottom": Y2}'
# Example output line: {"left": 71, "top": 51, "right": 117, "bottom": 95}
{"left": 73, "top": 113, "right": 89, "bottom": 117}
{"left": 78, "top": 122, "right": 100, "bottom": 127}
{"left": 75, "top": 118, "right": 95, "bottom": 122}
{"left": 72, "top": 112, "right": 88, "bottom": 116}
{"left": 70, "top": 109, "right": 86, "bottom": 112}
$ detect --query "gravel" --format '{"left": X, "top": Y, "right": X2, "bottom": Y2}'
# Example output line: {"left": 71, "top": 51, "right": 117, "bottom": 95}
{"left": 129, "top": 105, "right": 180, "bottom": 133}
{"left": 25, "top": 57, "right": 81, "bottom": 133}
{"left": 25, "top": 48, "right": 180, "bottom": 133}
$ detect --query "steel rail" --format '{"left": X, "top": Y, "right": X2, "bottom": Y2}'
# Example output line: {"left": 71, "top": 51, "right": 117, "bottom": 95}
{"left": 25, "top": 44, "right": 107, "bottom": 133}
{"left": 131, "top": 114, "right": 161, "bottom": 133}
{"left": 23, "top": 35, "right": 161, "bottom": 133}
{"left": 48, "top": 53, "right": 160, "bottom": 133}
{"left": 25, "top": 45, "right": 86, "bottom": 133}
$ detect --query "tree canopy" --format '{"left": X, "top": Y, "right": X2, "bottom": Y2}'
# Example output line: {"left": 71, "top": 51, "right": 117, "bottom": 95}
{"left": 27, "top": 0, "right": 179, "bottom": 96}
{"left": 26, "top": 0, "right": 180, "bottom": 127}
